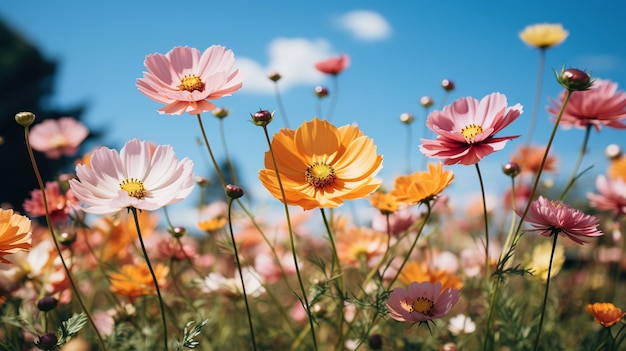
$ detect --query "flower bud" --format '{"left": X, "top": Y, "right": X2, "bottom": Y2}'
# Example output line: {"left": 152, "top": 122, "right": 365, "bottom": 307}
{"left": 37, "top": 296, "right": 58, "bottom": 312}
{"left": 35, "top": 333, "right": 58, "bottom": 351}
{"left": 226, "top": 184, "right": 244, "bottom": 199}
{"left": 420, "top": 96, "right": 434, "bottom": 108}
{"left": 605, "top": 144, "right": 621, "bottom": 160}
{"left": 368, "top": 334, "right": 383, "bottom": 350}
{"left": 441, "top": 79, "right": 455, "bottom": 91}
{"left": 251, "top": 109, "right": 273, "bottom": 126}
{"left": 556, "top": 67, "right": 593, "bottom": 91}
{"left": 195, "top": 176, "right": 209, "bottom": 186}
{"left": 502, "top": 162, "right": 521, "bottom": 178}
{"left": 212, "top": 107, "right": 229, "bottom": 119}
{"left": 268, "top": 71, "right": 281, "bottom": 82}
{"left": 399, "top": 112, "right": 414, "bottom": 124}
{"left": 15, "top": 112, "right": 35, "bottom": 127}
{"left": 169, "top": 226, "right": 187, "bottom": 238}
{"left": 314, "top": 86, "right": 328, "bottom": 98}
{"left": 58, "top": 231, "right": 77, "bottom": 246}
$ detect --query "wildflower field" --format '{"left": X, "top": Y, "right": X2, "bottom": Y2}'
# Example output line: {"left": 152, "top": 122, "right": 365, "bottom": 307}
{"left": 2, "top": 22, "right": 626, "bottom": 351}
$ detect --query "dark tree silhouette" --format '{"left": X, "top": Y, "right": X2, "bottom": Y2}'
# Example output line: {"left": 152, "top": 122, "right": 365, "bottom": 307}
{"left": 0, "top": 18, "right": 87, "bottom": 212}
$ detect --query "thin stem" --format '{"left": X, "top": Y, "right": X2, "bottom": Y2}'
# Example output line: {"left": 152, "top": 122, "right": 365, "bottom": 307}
{"left": 560, "top": 124, "right": 592, "bottom": 201}
{"left": 130, "top": 207, "right": 168, "bottom": 351}
{"left": 327, "top": 75, "right": 339, "bottom": 121}
{"left": 526, "top": 48, "right": 546, "bottom": 144}
{"left": 474, "top": 163, "right": 490, "bottom": 279}
{"left": 226, "top": 198, "right": 257, "bottom": 351}
{"left": 320, "top": 208, "right": 345, "bottom": 350}
{"left": 262, "top": 125, "right": 318, "bottom": 351}
{"left": 196, "top": 114, "right": 227, "bottom": 189}
{"left": 218, "top": 118, "right": 239, "bottom": 186}
{"left": 22, "top": 125, "right": 106, "bottom": 350}
{"left": 273, "top": 82, "right": 290, "bottom": 128}
{"left": 532, "top": 232, "right": 559, "bottom": 351}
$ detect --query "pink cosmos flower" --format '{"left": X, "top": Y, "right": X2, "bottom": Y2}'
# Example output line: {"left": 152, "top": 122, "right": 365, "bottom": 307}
{"left": 315, "top": 54, "right": 350, "bottom": 75}
{"left": 28, "top": 117, "right": 89, "bottom": 159}
{"left": 136, "top": 46, "right": 243, "bottom": 115}
{"left": 23, "top": 182, "right": 77, "bottom": 224}
{"left": 69, "top": 139, "right": 194, "bottom": 216}
{"left": 517, "top": 196, "right": 603, "bottom": 245}
{"left": 547, "top": 79, "right": 626, "bottom": 131}
{"left": 588, "top": 175, "right": 626, "bottom": 216}
{"left": 420, "top": 93, "right": 523, "bottom": 165}
{"left": 386, "top": 281, "right": 460, "bottom": 322}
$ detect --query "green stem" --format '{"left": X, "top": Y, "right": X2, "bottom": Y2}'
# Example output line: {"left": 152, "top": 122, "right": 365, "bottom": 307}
{"left": 532, "top": 231, "right": 559, "bottom": 351}
{"left": 320, "top": 208, "right": 345, "bottom": 350}
{"left": 226, "top": 198, "right": 257, "bottom": 351}
{"left": 22, "top": 125, "right": 106, "bottom": 350}
{"left": 262, "top": 125, "right": 318, "bottom": 351}
{"left": 474, "top": 163, "right": 490, "bottom": 280}
{"left": 526, "top": 48, "right": 546, "bottom": 144}
{"left": 196, "top": 114, "right": 227, "bottom": 189}
{"left": 130, "top": 207, "right": 168, "bottom": 351}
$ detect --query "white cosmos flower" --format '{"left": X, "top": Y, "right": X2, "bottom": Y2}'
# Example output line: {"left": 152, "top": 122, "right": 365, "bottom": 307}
{"left": 69, "top": 139, "right": 194, "bottom": 216}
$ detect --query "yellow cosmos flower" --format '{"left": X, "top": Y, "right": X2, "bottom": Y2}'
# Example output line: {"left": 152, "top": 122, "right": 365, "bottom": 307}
{"left": 198, "top": 216, "right": 227, "bottom": 232}
{"left": 519, "top": 23, "right": 568, "bottom": 49}
{"left": 110, "top": 263, "right": 169, "bottom": 298}
{"left": 390, "top": 162, "right": 454, "bottom": 205}
{"left": 528, "top": 240, "right": 565, "bottom": 281}
{"left": 259, "top": 118, "right": 383, "bottom": 210}
{"left": 370, "top": 192, "right": 400, "bottom": 214}
{"left": 587, "top": 302, "right": 626, "bottom": 327}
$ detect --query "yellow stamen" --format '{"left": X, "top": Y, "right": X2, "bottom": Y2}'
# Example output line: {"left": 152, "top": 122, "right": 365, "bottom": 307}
{"left": 120, "top": 178, "right": 146, "bottom": 199}
{"left": 461, "top": 124, "right": 483, "bottom": 142}
{"left": 400, "top": 297, "right": 435, "bottom": 316}
{"left": 178, "top": 74, "right": 205, "bottom": 92}
{"left": 305, "top": 162, "right": 336, "bottom": 188}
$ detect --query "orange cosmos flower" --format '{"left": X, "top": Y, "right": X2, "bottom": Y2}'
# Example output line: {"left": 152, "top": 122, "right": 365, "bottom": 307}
{"left": 587, "top": 302, "right": 626, "bottom": 327}
{"left": 399, "top": 261, "right": 464, "bottom": 291}
{"left": 92, "top": 210, "right": 158, "bottom": 261}
{"left": 370, "top": 192, "right": 400, "bottom": 214}
{"left": 336, "top": 226, "right": 387, "bottom": 267}
{"left": 0, "top": 209, "right": 32, "bottom": 264}
{"left": 110, "top": 263, "right": 169, "bottom": 298}
{"left": 390, "top": 162, "right": 454, "bottom": 205}
{"left": 510, "top": 144, "right": 557, "bottom": 175}
{"left": 259, "top": 118, "right": 383, "bottom": 210}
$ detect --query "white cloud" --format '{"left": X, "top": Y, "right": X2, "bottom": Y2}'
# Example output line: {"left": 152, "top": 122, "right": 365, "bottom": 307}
{"left": 236, "top": 37, "right": 333, "bottom": 95}
{"left": 336, "top": 10, "right": 392, "bottom": 41}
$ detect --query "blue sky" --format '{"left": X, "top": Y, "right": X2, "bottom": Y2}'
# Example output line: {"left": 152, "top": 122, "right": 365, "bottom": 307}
{"left": 1, "top": 1, "right": 625, "bottom": 220}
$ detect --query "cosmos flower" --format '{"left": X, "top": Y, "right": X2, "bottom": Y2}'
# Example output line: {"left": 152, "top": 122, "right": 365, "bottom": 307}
{"left": 390, "top": 162, "right": 454, "bottom": 204}
{"left": 69, "top": 139, "right": 194, "bottom": 216}
{"left": 420, "top": 93, "right": 523, "bottom": 165}
{"left": 528, "top": 240, "right": 565, "bottom": 281}
{"left": 197, "top": 267, "right": 266, "bottom": 298}
{"left": 517, "top": 196, "right": 603, "bottom": 245}
{"left": 510, "top": 144, "right": 558, "bottom": 175}
{"left": 0, "top": 210, "right": 32, "bottom": 264}
{"left": 519, "top": 23, "right": 568, "bottom": 49}
{"left": 259, "top": 118, "right": 383, "bottom": 210}
{"left": 335, "top": 226, "right": 387, "bottom": 267}
{"left": 587, "top": 302, "right": 626, "bottom": 327}
{"left": 386, "top": 281, "right": 460, "bottom": 323}
{"left": 23, "top": 182, "right": 77, "bottom": 224}
{"left": 587, "top": 175, "right": 626, "bottom": 216}
{"left": 28, "top": 117, "right": 89, "bottom": 159}
{"left": 110, "top": 263, "right": 169, "bottom": 298}
{"left": 369, "top": 192, "right": 400, "bottom": 214}
{"left": 399, "top": 262, "right": 464, "bottom": 291}
{"left": 448, "top": 314, "right": 476, "bottom": 335}
{"left": 315, "top": 54, "right": 350, "bottom": 75}
{"left": 547, "top": 79, "right": 626, "bottom": 131}
{"left": 136, "top": 45, "right": 243, "bottom": 115}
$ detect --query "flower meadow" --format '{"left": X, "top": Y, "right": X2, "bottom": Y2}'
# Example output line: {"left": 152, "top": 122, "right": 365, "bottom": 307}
{"left": 3, "top": 23, "right": 626, "bottom": 351}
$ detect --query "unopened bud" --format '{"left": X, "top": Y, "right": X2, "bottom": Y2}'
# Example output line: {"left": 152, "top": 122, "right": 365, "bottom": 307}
{"left": 314, "top": 86, "right": 328, "bottom": 98}
{"left": 368, "top": 334, "right": 383, "bottom": 350}
{"left": 399, "top": 113, "right": 414, "bottom": 124}
{"left": 441, "top": 79, "right": 455, "bottom": 91}
{"left": 37, "top": 296, "right": 58, "bottom": 312}
{"left": 212, "top": 107, "right": 229, "bottom": 119}
{"left": 226, "top": 184, "right": 244, "bottom": 199}
{"left": 556, "top": 67, "right": 593, "bottom": 91}
{"left": 15, "top": 112, "right": 35, "bottom": 127}
{"left": 502, "top": 162, "right": 521, "bottom": 178}
{"left": 58, "top": 231, "right": 77, "bottom": 246}
{"left": 35, "top": 333, "right": 58, "bottom": 351}
{"left": 251, "top": 110, "right": 273, "bottom": 126}
{"left": 169, "top": 226, "right": 187, "bottom": 238}
{"left": 420, "top": 96, "right": 434, "bottom": 108}
{"left": 606, "top": 144, "right": 621, "bottom": 160}
{"left": 268, "top": 71, "right": 281, "bottom": 82}
{"left": 195, "top": 176, "right": 209, "bottom": 186}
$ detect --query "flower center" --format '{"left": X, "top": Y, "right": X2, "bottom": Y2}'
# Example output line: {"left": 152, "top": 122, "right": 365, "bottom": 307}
{"left": 120, "top": 178, "right": 146, "bottom": 199}
{"left": 305, "top": 162, "right": 336, "bottom": 188}
{"left": 178, "top": 74, "right": 205, "bottom": 92}
{"left": 401, "top": 297, "right": 434, "bottom": 316}
{"left": 461, "top": 124, "right": 483, "bottom": 142}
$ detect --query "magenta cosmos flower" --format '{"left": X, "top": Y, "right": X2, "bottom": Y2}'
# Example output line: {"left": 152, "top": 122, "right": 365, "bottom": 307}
{"left": 387, "top": 281, "right": 460, "bottom": 323}
{"left": 315, "top": 54, "right": 350, "bottom": 75}
{"left": 588, "top": 175, "right": 626, "bottom": 216}
{"left": 69, "top": 139, "right": 194, "bottom": 216}
{"left": 136, "top": 46, "right": 243, "bottom": 115}
{"left": 517, "top": 196, "right": 603, "bottom": 245}
{"left": 547, "top": 79, "right": 626, "bottom": 131}
{"left": 420, "top": 93, "right": 523, "bottom": 165}
{"left": 29, "top": 117, "right": 89, "bottom": 159}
